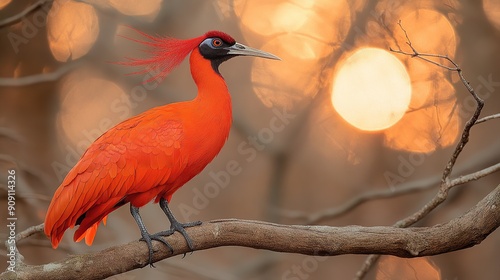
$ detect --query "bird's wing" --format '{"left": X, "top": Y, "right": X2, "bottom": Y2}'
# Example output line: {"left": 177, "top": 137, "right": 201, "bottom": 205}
{"left": 45, "top": 109, "right": 188, "bottom": 248}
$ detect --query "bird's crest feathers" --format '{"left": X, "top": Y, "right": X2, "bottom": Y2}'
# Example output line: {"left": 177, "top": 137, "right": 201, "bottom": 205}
{"left": 204, "top": 30, "right": 235, "bottom": 45}
{"left": 117, "top": 27, "right": 235, "bottom": 83}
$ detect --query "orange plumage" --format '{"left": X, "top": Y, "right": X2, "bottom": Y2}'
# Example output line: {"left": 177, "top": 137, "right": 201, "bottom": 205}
{"left": 44, "top": 29, "right": 279, "bottom": 262}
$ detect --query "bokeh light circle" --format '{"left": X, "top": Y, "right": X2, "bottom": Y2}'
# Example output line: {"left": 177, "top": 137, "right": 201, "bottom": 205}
{"left": 332, "top": 48, "right": 411, "bottom": 131}
{"left": 47, "top": 0, "right": 99, "bottom": 62}
{"left": 57, "top": 75, "right": 130, "bottom": 149}
{"left": 0, "top": 0, "right": 11, "bottom": 9}
{"left": 384, "top": 77, "right": 459, "bottom": 153}
{"left": 483, "top": 0, "right": 500, "bottom": 31}
{"left": 251, "top": 34, "right": 324, "bottom": 109}
{"left": 108, "top": 0, "right": 162, "bottom": 17}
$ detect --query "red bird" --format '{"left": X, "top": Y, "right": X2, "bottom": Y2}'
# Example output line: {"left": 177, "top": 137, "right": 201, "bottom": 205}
{"left": 44, "top": 29, "right": 279, "bottom": 264}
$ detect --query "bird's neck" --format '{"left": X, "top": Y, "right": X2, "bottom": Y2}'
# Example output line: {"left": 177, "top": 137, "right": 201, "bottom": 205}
{"left": 189, "top": 48, "right": 231, "bottom": 105}
{"left": 188, "top": 48, "right": 232, "bottom": 136}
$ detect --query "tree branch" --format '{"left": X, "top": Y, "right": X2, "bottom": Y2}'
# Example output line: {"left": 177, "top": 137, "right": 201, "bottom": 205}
{"left": 355, "top": 21, "right": 490, "bottom": 280}
{"left": 450, "top": 162, "right": 500, "bottom": 186}
{"left": 2, "top": 184, "right": 499, "bottom": 280}
{"left": 0, "top": 63, "right": 77, "bottom": 86}
{"left": 476, "top": 113, "right": 500, "bottom": 125}
{"left": 0, "top": 0, "right": 52, "bottom": 28}
{"left": 278, "top": 175, "right": 442, "bottom": 224}
{"left": 279, "top": 162, "right": 500, "bottom": 225}
{"left": 387, "top": 20, "right": 485, "bottom": 233}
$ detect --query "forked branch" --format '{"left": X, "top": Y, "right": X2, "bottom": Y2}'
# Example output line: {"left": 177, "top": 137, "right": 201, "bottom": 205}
{"left": 355, "top": 21, "right": 489, "bottom": 279}
{"left": 2, "top": 184, "right": 499, "bottom": 280}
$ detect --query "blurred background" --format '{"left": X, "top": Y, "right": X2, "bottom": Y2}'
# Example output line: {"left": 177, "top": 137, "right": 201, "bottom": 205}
{"left": 0, "top": 0, "right": 499, "bottom": 279}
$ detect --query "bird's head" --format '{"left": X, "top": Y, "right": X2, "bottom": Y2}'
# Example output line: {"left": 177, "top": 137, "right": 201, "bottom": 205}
{"left": 119, "top": 28, "right": 280, "bottom": 83}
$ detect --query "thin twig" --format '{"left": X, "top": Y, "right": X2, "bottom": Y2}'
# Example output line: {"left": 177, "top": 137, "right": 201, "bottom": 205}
{"left": 450, "top": 162, "right": 500, "bottom": 186}
{"left": 476, "top": 113, "right": 500, "bottom": 125}
{"left": 0, "top": 63, "right": 77, "bottom": 86}
{"left": 354, "top": 163, "right": 500, "bottom": 279}
{"left": 0, "top": 185, "right": 52, "bottom": 201}
{"left": 355, "top": 254, "right": 380, "bottom": 280}
{"left": 0, "top": 0, "right": 51, "bottom": 28}
{"left": 392, "top": 23, "right": 484, "bottom": 216}
{"left": 0, "top": 127, "right": 26, "bottom": 143}
{"left": 12, "top": 223, "right": 45, "bottom": 244}
{"left": 390, "top": 21, "right": 460, "bottom": 71}
{"left": 279, "top": 162, "right": 500, "bottom": 225}
{"left": 278, "top": 175, "right": 442, "bottom": 224}
{"left": 4, "top": 223, "right": 44, "bottom": 266}
{"left": 355, "top": 22, "right": 486, "bottom": 280}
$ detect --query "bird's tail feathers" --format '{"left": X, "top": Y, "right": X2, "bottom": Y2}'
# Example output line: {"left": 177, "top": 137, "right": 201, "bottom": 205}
{"left": 73, "top": 196, "right": 122, "bottom": 245}
{"left": 75, "top": 215, "right": 108, "bottom": 246}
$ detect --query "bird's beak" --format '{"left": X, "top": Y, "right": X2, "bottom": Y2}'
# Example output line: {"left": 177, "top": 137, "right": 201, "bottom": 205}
{"left": 226, "top": 43, "right": 281, "bottom": 60}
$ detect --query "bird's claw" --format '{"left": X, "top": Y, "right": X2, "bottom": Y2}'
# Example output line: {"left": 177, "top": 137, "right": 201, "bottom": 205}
{"left": 154, "top": 220, "right": 201, "bottom": 251}
{"left": 139, "top": 220, "right": 201, "bottom": 265}
{"left": 140, "top": 234, "right": 174, "bottom": 253}
{"left": 139, "top": 233, "right": 174, "bottom": 267}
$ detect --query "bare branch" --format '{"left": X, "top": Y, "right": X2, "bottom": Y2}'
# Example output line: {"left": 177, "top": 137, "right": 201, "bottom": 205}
{"left": 450, "top": 162, "right": 500, "bottom": 186}
{"left": 476, "top": 113, "right": 500, "bottom": 125}
{"left": 279, "top": 162, "right": 500, "bottom": 225}
{"left": 0, "top": 0, "right": 52, "bottom": 28}
{"left": 390, "top": 21, "right": 460, "bottom": 71}
{"left": 3, "top": 223, "right": 44, "bottom": 266}
{"left": 2, "top": 184, "right": 498, "bottom": 280}
{"left": 0, "top": 128, "right": 26, "bottom": 143}
{"left": 10, "top": 224, "right": 44, "bottom": 246}
{"left": 354, "top": 22, "right": 489, "bottom": 280}
{"left": 0, "top": 64, "right": 77, "bottom": 86}
{"left": 278, "top": 175, "right": 442, "bottom": 224}
{"left": 355, "top": 254, "right": 379, "bottom": 280}
{"left": 388, "top": 22, "right": 485, "bottom": 230}
{"left": 356, "top": 165, "right": 500, "bottom": 278}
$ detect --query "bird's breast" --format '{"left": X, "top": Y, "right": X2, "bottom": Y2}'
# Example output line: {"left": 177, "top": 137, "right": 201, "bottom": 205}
{"left": 181, "top": 100, "right": 232, "bottom": 176}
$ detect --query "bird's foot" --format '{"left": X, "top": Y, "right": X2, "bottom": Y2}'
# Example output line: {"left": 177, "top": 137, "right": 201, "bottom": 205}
{"left": 139, "top": 232, "right": 174, "bottom": 267}
{"left": 154, "top": 220, "right": 202, "bottom": 251}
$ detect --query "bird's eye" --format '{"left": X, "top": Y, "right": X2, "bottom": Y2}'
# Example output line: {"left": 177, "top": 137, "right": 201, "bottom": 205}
{"left": 212, "top": 38, "right": 223, "bottom": 47}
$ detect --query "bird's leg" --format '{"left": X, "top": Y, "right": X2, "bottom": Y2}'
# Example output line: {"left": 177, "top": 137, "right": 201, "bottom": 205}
{"left": 153, "top": 197, "right": 202, "bottom": 251}
{"left": 130, "top": 204, "right": 173, "bottom": 267}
